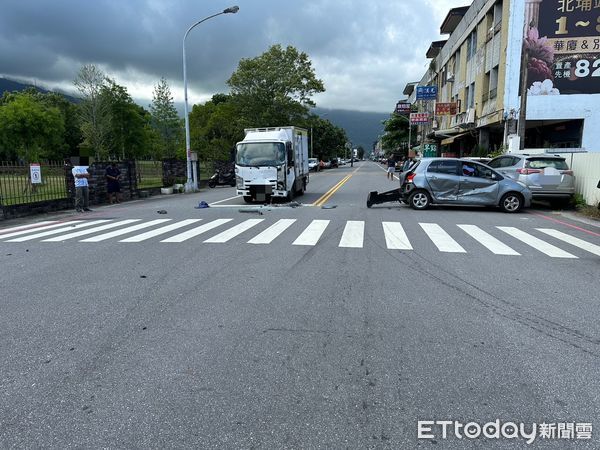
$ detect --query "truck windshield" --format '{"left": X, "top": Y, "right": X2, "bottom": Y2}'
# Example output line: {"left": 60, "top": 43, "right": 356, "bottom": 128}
{"left": 236, "top": 142, "right": 285, "bottom": 167}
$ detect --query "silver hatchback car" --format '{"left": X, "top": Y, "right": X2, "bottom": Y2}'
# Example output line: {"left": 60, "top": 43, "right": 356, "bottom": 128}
{"left": 400, "top": 158, "right": 532, "bottom": 213}
{"left": 487, "top": 154, "right": 575, "bottom": 205}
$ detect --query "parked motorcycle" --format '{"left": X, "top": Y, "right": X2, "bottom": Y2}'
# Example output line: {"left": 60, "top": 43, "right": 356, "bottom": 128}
{"left": 208, "top": 168, "right": 236, "bottom": 188}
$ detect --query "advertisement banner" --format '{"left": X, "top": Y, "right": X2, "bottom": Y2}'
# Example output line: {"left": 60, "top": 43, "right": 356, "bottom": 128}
{"left": 416, "top": 86, "right": 438, "bottom": 101}
{"left": 423, "top": 144, "right": 437, "bottom": 157}
{"left": 435, "top": 102, "right": 457, "bottom": 115}
{"left": 525, "top": 0, "right": 600, "bottom": 95}
{"left": 410, "top": 112, "right": 430, "bottom": 124}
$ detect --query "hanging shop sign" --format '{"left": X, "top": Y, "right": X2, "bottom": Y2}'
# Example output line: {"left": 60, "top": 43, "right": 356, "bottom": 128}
{"left": 416, "top": 86, "right": 438, "bottom": 101}
{"left": 410, "top": 112, "right": 430, "bottom": 124}
{"left": 395, "top": 101, "right": 411, "bottom": 114}
{"left": 435, "top": 102, "right": 458, "bottom": 116}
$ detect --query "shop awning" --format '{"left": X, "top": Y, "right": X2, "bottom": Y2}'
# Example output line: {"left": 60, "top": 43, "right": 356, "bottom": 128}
{"left": 434, "top": 127, "right": 461, "bottom": 138}
{"left": 441, "top": 132, "right": 469, "bottom": 145}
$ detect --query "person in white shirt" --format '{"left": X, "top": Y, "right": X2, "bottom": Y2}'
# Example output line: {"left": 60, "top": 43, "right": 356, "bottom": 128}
{"left": 72, "top": 165, "right": 91, "bottom": 212}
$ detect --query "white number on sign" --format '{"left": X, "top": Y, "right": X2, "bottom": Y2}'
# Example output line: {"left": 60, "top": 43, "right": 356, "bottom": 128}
{"left": 593, "top": 59, "right": 600, "bottom": 77}
{"left": 574, "top": 59, "right": 600, "bottom": 78}
{"left": 575, "top": 60, "right": 590, "bottom": 77}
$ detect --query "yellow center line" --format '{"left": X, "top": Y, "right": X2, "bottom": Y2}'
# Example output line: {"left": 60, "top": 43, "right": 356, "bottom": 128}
{"left": 312, "top": 166, "right": 361, "bottom": 206}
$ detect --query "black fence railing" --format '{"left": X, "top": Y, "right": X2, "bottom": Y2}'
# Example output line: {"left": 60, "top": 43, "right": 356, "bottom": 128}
{"left": 0, "top": 161, "right": 69, "bottom": 207}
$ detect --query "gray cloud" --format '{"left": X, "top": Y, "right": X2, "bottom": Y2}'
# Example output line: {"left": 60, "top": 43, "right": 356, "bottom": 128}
{"left": 0, "top": 0, "right": 467, "bottom": 112}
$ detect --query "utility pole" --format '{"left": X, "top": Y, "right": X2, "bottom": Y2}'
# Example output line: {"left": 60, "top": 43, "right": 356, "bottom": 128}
{"left": 517, "top": 48, "right": 529, "bottom": 150}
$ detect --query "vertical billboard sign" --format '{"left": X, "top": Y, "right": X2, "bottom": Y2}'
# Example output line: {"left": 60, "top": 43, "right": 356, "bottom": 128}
{"left": 525, "top": 0, "right": 600, "bottom": 95}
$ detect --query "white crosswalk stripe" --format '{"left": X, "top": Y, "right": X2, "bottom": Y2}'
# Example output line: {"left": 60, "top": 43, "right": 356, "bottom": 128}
{"left": 0, "top": 221, "right": 84, "bottom": 239}
{"left": 120, "top": 219, "right": 202, "bottom": 242}
{"left": 80, "top": 219, "right": 171, "bottom": 242}
{"left": 339, "top": 221, "right": 365, "bottom": 248}
{"left": 248, "top": 219, "right": 296, "bottom": 244}
{"left": 457, "top": 224, "right": 520, "bottom": 255}
{"left": 0, "top": 221, "right": 57, "bottom": 235}
{"left": 43, "top": 220, "right": 141, "bottom": 242}
{"left": 536, "top": 228, "right": 600, "bottom": 257}
{"left": 382, "top": 222, "right": 413, "bottom": 250}
{"left": 6, "top": 220, "right": 110, "bottom": 242}
{"left": 497, "top": 226, "right": 578, "bottom": 258}
{"left": 204, "top": 219, "right": 264, "bottom": 243}
{"left": 292, "top": 220, "right": 330, "bottom": 246}
{"left": 1, "top": 218, "right": 597, "bottom": 260}
{"left": 161, "top": 219, "right": 232, "bottom": 242}
{"left": 419, "top": 223, "right": 466, "bottom": 253}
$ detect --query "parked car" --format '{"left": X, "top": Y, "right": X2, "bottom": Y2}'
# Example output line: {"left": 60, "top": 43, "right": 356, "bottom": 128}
{"left": 399, "top": 158, "right": 532, "bottom": 213}
{"left": 463, "top": 156, "right": 492, "bottom": 165}
{"left": 308, "top": 158, "right": 319, "bottom": 172}
{"left": 330, "top": 158, "right": 339, "bottom": 168}
{"left": 487, "top": 154, "right": 575, "bottom": 205}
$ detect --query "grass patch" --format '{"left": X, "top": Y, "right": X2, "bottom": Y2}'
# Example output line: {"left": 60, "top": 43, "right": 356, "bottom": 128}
{"left": 577, "top": 204, "right": 600, "bottom": 220}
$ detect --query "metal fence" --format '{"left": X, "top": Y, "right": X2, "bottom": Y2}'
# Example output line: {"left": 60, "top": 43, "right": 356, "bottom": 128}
{"left": 136, "top": 160, "right": 164, "bottom": 189}
{"left": 0, "top": 161, "right": 69, "bottom": 206}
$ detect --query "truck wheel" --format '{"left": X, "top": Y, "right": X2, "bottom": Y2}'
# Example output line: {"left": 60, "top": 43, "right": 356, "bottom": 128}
{"left": 243, "top": 196, "right": 253, "bottom": 204}
{"left": 287, "top": 190, "right": 295, "bottom": 202}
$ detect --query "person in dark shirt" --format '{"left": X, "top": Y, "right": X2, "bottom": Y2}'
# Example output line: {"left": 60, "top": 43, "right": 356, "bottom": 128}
{"left": 106, "top": 162, "right": 122, "bottom": 204}
{"left": 386, "top": 155, "right": 396, "bottom": 180}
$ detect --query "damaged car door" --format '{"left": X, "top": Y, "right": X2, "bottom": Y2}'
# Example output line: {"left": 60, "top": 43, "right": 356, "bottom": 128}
{"left": 425, "top": 159, "right": 460, "bottom": 202}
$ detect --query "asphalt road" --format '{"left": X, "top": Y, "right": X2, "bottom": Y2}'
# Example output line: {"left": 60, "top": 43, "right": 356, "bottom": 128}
{"left": 1, "top": 161, "right": 599, "bottom": 448}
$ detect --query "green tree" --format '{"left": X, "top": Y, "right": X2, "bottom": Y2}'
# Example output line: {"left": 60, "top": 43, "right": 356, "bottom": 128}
{"left": 102, "top": 78, "right": 151, "bottom": 160}
{"left": 381, "top": 113, "right": 411, "bottom": 155}
{"left": 0, "top": 92, "right": 66, "bottom": 162}
{"left": 357, "top": 146, "right": 365, "bottom": 160}
{"left": 189, "top": 94, "right": 244, "bottom": 164}
{"left": 301, "top": 115, "right": 347, "bottom": 161}
{"left": 149, "top": 77, "right": 182, "bottom": 159}
{"left": 35, "top": 91, "right": 82, "bottom": 157}
{"left": 227, "top": 44, "right": 325, "bottom": 126}
{"left": 74, "top": 64, "right": 111, "bottom": 159}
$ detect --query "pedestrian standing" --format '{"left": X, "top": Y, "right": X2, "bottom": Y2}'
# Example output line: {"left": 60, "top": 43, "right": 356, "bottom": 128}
{"left": 72, "top": 162, "right": 91, "bottom": 212}
{"left": 106, "top": 162, "right": 122, "bottom": 204}
{"left": 386, "top": 155, "right": 396, "bottom": 180}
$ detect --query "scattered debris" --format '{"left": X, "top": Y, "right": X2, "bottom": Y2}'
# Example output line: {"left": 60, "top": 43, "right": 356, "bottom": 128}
{"left": 194, "top": 201, "right": 210, "bottom": 209}
{"left": 140, "top": 275, "right": 147, "bottom": 279}
{"left": 156, "top": 210, "right": 167, "bottom": 214}
{"left": 321, "top": 204, "right": 337, "bottom": 209}
{"left": 239, "top": 208, "right": 264, "bottom": 215}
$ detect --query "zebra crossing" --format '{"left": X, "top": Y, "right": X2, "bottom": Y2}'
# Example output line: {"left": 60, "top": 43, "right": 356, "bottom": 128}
{"left": 1, "top": 217, "right": 599, "bottom": 259}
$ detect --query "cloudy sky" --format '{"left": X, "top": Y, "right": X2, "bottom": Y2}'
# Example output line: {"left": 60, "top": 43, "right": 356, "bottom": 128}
{"left": 0, "top": 0, "right": 468, "bottom": 113}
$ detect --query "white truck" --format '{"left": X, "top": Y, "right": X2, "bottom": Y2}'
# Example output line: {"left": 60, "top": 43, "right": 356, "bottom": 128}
{"left": 235, "top": 127, "right": 309, "bottom": 203}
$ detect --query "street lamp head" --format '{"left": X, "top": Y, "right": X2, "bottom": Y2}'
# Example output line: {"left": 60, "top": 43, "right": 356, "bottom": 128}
{"left": 223, "top": 5, "right": 239, "bottom": 13}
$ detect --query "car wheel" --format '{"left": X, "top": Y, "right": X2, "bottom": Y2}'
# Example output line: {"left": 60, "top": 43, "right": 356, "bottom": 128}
{"left": 500, "top": 192, "right": 523, "bottom": 213}
{"left": 408, "top": 190, "right": 431, "bottom": 210}
{"left": 243, "top": 196, "right": 253, "bottom": 204}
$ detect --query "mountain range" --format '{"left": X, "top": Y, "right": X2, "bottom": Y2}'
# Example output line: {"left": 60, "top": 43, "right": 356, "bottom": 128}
{"left": 0, "top": 77, "right": 388, "bottom": 151}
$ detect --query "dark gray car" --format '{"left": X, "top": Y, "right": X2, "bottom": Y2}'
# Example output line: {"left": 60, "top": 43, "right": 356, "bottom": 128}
{"left": 399, "top": 158, "right": 532, "bottom": 213}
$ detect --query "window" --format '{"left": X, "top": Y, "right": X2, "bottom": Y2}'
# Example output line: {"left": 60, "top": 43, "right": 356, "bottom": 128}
{"left": 466, "top": 82, "right": 475, "bottom": 109}
{"left": 526, "top": 158, "right": 569, "bottom": 170}
{"left": 489, "top": 66, "right": 498, "bottom": 99}
{"left": 493, "top": 1, "right": 503, "bottom": 27}
{"left": 454, "top": 49, "right": 461, "bottom": 78}
{"left": 467, "top": 31, "right": 477, "bottom": 60}
{"left": 428, "top": 160, "right": 459, "bottom": 175}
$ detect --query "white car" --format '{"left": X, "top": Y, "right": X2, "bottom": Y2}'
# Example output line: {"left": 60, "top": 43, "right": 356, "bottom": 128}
{"left": 308, "top": 158, "right": 319, "bottom": 171}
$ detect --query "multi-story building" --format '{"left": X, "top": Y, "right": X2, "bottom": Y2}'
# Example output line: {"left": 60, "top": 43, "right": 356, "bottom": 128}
{"left": 409, "top": 0, "right": 600, "bottom": 157}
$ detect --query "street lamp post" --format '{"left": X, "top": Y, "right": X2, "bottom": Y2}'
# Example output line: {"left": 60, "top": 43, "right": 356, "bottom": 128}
{"left": 183, "top": 6, "right": 239, "bottom": 192}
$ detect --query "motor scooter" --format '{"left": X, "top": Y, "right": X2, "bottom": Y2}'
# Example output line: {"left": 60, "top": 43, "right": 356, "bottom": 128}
{"left": 208, "top": 167, "right": 236, "bottom": 188}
